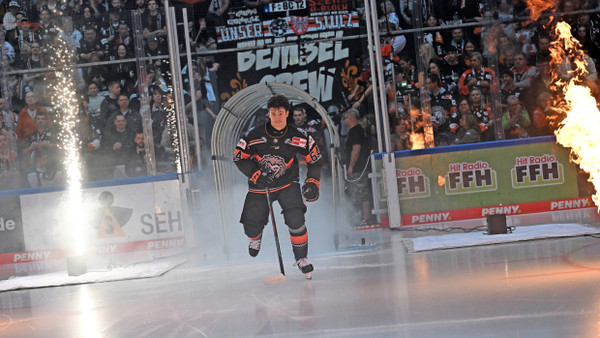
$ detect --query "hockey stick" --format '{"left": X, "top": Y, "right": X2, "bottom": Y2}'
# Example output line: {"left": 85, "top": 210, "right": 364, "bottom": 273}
{"left": 264, "top": 187, "right": 286, "bottom": 285}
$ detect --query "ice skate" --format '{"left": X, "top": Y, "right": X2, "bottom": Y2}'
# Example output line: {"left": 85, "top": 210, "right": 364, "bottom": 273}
{"left": 248, "top": 236, "right": 261, "bottom": 257}
{"left": 294, "top": 257, "right": 314, "bottom": 279}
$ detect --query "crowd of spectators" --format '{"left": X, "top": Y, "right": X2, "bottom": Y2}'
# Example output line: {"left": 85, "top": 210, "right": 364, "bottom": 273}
{"left": 1, "top": 0, "right": 600, "bottom": 191}
{"left": 0, "top": 0, "right": 221, "bottom": 190}
{"left": 349, "top": 0, "right": 600, "bottom": 151}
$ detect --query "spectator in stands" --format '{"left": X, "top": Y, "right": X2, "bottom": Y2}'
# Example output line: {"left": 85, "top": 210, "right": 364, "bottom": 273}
{"left": 41, "top": 0, "right": 67, "bottom": 22}
{"left": 499, "top": 68, "right": 523, "bottom": 111}
{"left": 448, "top": 28, "right": 467, "bottom": 57}
{"left": 135, "top": 0, "right": 147, "bottom": 14}
{"left": 87, "top": 81, "right": 105, "bottom": 121}
{"left": 5, "top": 67, "right": 27, "bottom": 113}
{"left": 535, "top": 35, "right": 551, "bottom": 64}
{"left": 561, "top": 0, "right": 579, "bottom": 28}
{"left": 459, "top": 52, "right": 498, "bottom": 97}
{"left": 469, "top": 87, "right": 494, "bottom": 141}
{"left": 114, "top": 22, "right": 133, "bottom": 53}
{"left": 575, "top": 24, "right": 600, "bottom": 64}
{"left": 3, "top": 1, "right": 20, "bottom": 33}
{"left": 77, "top": 27, "right": 106, "bottom": 63}
{"left": 90, "top": 0, "right": 109, "bottom": 20}
{"left": 427, "top": 74, "right": 458, "bottom": 144}
{"left": 442, "top": 45, "right": 467, "bottom": 96}
{"left": 2, "top": 38, "right": 16, "bottom": 62}
{"left": 13, "top": 42, "right": 31, "bottom": 69}
{"left": 529, "top": 91, "right": 555, "bottom": 137}
{"left": 378, "top": 0, "right": 399, "bottom": 32}
{"left": 397, "top": 53, "right": 421, "bottom": 92}
{"left": 192, "top": 17, "right": 217, "bottom": 51}
{"left": 0, "top": 133, "right": 19, "bottom": 189}
{"left": 125, "top": 132, "right": 147, "bottom": 177}
{"left": 77, "top": 6, "right": 99, "bottom": 33}
{"left": 108, "top": 43, "right": 136, "bottom": 93}
{"left": 12, "top": 18, "right": 36, "bottom": 53}
{"left": 419, "top": 43, "right": 437, "bottom": 74}
{"left": 36, "top": 9, "right": 58, "bottom": 48}
{"left": 515, "top": 20, "right": 537, "bottom": 59}
{"left": 150, "top": 86, "right": 167, "bottom": 147}
{"left": 454, "top": 112, "right": 481, "bottom": 144}
{"left": 99, "top": 80, "right": 121, "bottom": 127}
{"left": 108, "top": 94, "right": 142, "bottom": 133}
{"left": 461, "top": 41, "right": 478, "bottom": 68}
{"left": 390, "top": 118, "right": 411, "bottom": 151}
{"left": 0, "top": 98, "right": 17, "bottom": 144}
{"left": 499, "top": 45, "right": 516, "bottom": 71}
{"left": 424, "top": 14, "right": 445, "bottom": 59}
{"left": 503, "top": 95, "right": 530, "bottom": 139}
{"left": 23, "top": 111, "right": 58, "bottom": 170}
{"left": 206, "top": 0, "right": 230, "bottom": 29}
{"left": 511, "top": 52, "right": 537, "bottom": 91}
{"left": 101, "top": 11, "right": 123, "bottom": 51}
{"left": 16, "top": 91, "right": 51, "bottom": 145}
{"left": 76, "top": 110, "right": 102, "bottom": 179}
{"left": 109, "top": 0, "right": 128, "bottom": 24}
{"left": 142, "top": 0, "right": 167, "bottom": 44}
{"left": 348, "top": 58, "right": 373, "bottom": 113}
{"left": 26, "top": 148, "right": 63, "bottom": 187}
{"left": 21, "top": 42, "right": 47, "bottom": 87}
{"left": 81, "top": 52, "right": 109, "bottom": 90}
{"left": 146, "top": 35, "right": 168, "bottom": 65}
{"left": 102, "top": 113, "right": 134, "bottom": 175}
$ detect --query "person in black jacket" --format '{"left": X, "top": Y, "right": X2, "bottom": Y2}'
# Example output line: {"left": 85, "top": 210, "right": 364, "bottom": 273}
{"left": 233, "top": 95, "right": 322, "bottom": 277}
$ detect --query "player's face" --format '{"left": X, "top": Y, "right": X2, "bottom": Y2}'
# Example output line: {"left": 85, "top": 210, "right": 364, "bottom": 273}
{"left": 269, "top": 107, "right": 289, "bottom": 130}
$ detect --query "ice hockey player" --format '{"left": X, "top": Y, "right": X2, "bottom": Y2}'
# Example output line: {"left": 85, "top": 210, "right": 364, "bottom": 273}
{"left": 233, "top": 94, "right": 322, "bottom": 278}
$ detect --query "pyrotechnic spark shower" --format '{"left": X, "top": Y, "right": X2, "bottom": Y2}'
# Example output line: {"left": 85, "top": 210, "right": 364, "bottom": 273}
{"left": 49, "top": 30, "right": 85, "bottom": 255}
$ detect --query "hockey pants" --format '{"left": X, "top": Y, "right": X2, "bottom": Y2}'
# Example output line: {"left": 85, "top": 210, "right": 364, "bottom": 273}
{"left": 240, "top": 182, "right": 308, "bottom": 260}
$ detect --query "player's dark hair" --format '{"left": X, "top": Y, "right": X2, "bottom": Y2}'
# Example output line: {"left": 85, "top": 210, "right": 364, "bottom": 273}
{"left": 268, "top": 94, "right": 290, "bottom": 112}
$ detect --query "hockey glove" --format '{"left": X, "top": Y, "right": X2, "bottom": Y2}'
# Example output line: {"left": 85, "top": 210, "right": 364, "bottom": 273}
{"left": 302, "top": 178, "right": 320, "bottom": 202}
{"left": 249, "top": 170, "right": 274, "bottom": 188}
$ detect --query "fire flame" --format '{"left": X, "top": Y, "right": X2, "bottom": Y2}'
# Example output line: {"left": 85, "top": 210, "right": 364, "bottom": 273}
{"left": 410, "top": 132, "right": 424, "bottom": 150}
{"left": 526, "top": 0, "right": 556, "bottom": 21}
{"left": 544, "top": 19, "right": 600, "bottom": 210}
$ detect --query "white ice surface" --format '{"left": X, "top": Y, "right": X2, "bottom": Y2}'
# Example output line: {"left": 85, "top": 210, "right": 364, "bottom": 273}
{"left": 404, "top": 223, "right": 600, "bottom": 252}
{"left": 0, "top": 256, "right": 186, "bottom": 292}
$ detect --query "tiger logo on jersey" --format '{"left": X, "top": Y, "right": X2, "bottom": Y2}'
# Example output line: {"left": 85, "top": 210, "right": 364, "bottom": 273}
{"left": 259, "top": 154, "right": 287, "bottom": 179}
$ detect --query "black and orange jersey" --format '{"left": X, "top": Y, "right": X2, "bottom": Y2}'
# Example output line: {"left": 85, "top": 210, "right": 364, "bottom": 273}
{"left": 234, "top": 122, "right": 322, "bottom": 191}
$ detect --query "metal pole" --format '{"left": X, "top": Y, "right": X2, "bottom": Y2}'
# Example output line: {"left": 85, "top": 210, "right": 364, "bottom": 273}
{"left": 363, "top": 0, "right": 383, "bottom": 153}
{"left": 369, "top": 0, "right": 392, "bottom": 154}
{"left": 165, "top": 1, "right": 191, "bottom": 176}
{"left": 132, "top": 9, "right": 157, "bottom": 175}
{"left": 183, "top": 8, "right": 203, "bottom": 169}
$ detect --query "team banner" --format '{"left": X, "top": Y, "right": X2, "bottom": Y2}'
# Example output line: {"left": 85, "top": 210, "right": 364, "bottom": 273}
{"left": 216, "top": 0, "right": 362, "bottom": 108}
{"left": 373, "top": 138, "right": 588, "bottom": 226}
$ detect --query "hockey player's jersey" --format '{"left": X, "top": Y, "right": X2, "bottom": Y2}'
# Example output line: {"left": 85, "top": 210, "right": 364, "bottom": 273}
{"left": 234, "top": 123, "right": 322, "bottom": 191}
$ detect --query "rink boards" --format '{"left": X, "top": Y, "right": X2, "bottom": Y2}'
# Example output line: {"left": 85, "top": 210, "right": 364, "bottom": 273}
{"left": 373, "top": 136, "right": 600, "bottom": 228}
{"left": 0, "top": 175, "right": 186, "bottom": 275}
